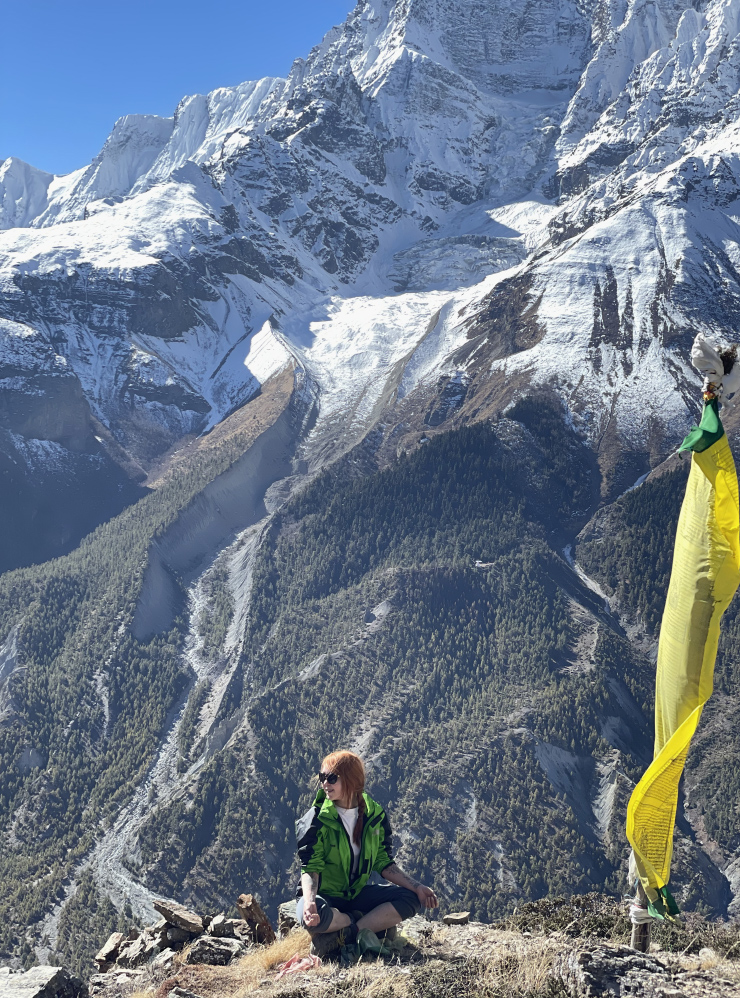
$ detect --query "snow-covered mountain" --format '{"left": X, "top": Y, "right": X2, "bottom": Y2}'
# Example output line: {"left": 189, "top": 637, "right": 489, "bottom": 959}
{"left": 4, "top": 0, "right": 740, "bottom": 562}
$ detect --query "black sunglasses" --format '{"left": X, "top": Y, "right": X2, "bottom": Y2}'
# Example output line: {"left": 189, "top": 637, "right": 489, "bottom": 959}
{"left": 318, "top": 772, "right": 339, "bottom": 785}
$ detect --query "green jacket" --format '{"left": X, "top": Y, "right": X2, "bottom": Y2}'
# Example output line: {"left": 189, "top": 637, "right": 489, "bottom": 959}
{"left": 295, "top": 789, "right": 394, "bottom": 899}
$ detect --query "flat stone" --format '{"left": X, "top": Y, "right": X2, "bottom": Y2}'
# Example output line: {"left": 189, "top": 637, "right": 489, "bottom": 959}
{"left": 185, "top": 936, "right": 246, "bottom": 966}
{"left": 153, "top": 901, "right": 204, "bottom": 935}
{"left": 94, "top": 933, "right": 125, "bottom": 967}
{"left": 116, "top": 936, "right": 148, "bottom": 969}
{"left": 170, "top": 990, "right": 204, "bottom": 998}
{"left": 443, "top": 912, "right": 470, "bottom": 926}
{"left": 0, "top": 967, "right": 87, "bottom": 998}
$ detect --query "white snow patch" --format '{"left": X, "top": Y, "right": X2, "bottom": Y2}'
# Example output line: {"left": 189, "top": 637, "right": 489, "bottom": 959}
{"left": 244, "top": 321, "right": 292, "bottom": 386}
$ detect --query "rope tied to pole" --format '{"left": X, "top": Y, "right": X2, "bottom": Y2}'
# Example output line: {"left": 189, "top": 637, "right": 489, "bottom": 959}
{"left": 629, "top": 903, "right": 654, "bottom": 926}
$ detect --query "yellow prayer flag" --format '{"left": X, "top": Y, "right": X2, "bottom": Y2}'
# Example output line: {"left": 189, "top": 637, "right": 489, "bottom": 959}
{"left": 626, "top": 400, "right": 740, "bottom": 916}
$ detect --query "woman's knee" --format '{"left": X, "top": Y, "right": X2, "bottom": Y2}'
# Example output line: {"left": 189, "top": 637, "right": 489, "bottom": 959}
{"left": 391, "top": 888, "right": 421, "bottom": 920}
{"left": 296, "top": 894, "right": 334, "bottom": 935}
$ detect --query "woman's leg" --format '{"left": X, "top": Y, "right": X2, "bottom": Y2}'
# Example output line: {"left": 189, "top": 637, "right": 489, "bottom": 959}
{"left": 296, "top": 894, "right": 353, "bottom": 935}
{"left": 356, "top": 902, "right": 402, "bottom": 933}
{"left": 325, "top": 909, "right": 353, "bottom": 932}
{"left": 351, "top": 885, "right": 421, "bottom": 933}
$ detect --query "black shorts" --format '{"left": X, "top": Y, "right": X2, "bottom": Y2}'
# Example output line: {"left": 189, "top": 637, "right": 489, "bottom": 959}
{"left": 296, "top": 882, "right": 421, "bottom": 933}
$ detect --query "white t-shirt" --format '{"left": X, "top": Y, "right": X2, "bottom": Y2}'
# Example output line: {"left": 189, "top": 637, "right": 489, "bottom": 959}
{"left": 335, "top": 805, "right": 360, "bottom": 874}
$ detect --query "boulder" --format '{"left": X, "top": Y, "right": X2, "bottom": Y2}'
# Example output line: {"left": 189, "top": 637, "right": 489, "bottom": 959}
{"left": 116, "top": 935, "right": 149, "bottom": 969}
{"left": 443, "top": 912, "right": 470, "bottom": 925}
{"left": 94, "top": 933, "right": 125, "bottom": 970}
{"left": 151, "top": 949, "right": 176, "bottom": 972}
{"left": 553, "top": 945, "right": 680, "bottom": 997}
{"left": 153, "top": 901, "right": 204, "bottom": 935}
{"left": 278, "top": 900, "right": 298, "bottom": 935}
{"left": 208, "top": 915, "right": 248, "bottom": 939}
{"left": 165, "top": 925, "right": 191, "bottom": 946}
{"left": 185, "top": 936, "right": 246, "bottom": 966}
{"left": 112, "top": 971, "right": 144, "bottom": 982}
{"left": 88, "top": 969, "right": 144, "bottom": 996}
{"left": 0, "top": 967, "right": 87, "bottom": 998}
{"left": 87, "top": 975, "right": 110, "bottom": 995}
{"left": 143, "top": 937, "right": 160, "bottom": 960}
{"left": 207, "top": 914, "right": 227, "bottom": 936}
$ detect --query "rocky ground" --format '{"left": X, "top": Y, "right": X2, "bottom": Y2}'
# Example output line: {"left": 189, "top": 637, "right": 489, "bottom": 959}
{"left": 5, "top": 894, "right": 740, "bottom": 998}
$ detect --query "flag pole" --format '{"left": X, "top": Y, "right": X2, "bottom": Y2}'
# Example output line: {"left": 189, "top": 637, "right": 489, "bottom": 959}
{"left": 630, "top": 881, "right": 651, "bottom": 952}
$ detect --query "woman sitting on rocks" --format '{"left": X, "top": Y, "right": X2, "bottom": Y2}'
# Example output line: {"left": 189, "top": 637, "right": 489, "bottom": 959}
{"left": 295, "top": 749, "right": 438, "bottom": 957}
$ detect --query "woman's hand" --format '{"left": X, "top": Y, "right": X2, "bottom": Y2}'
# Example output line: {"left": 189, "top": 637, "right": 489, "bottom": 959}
{"left": 301, "top": 871, "right": 321, "bottom": 927}
{"left": 416, "top": 884, "right": 438, "bottom": 909}
{"left": 380, "top": 863, "right": 439, "bottom": 908}
{"left": 303, "top": 899, "right": 320, "bottom": 927}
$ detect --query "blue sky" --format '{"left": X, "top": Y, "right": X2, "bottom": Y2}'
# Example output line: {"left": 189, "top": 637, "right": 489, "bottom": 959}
{"left": 1, "top": 1, "right": 355, "bottom": 176}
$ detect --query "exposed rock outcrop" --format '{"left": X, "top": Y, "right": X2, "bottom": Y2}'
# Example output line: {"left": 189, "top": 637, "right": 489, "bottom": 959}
{"left": 0, "top": 967, "right": 87, "bottom": 998}
{"left": 185, "top": 938, "right": 246, "bottom": 966}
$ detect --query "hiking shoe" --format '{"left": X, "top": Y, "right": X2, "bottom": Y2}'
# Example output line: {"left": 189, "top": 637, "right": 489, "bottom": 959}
{"left": 310, "top": 930, "right": 341, "bottom": 958}
{"left": 340, "top": 923, "right": 359, "bottom": 947}
{"left": 378, "top": 925, "right": 397, "bottom": 942}
{"left": 358, "top": 928, "right": 390, "bottom": 956}
{"left": 339, "top": 942, "right": 361, "bottom": 967}
{"left": 309, "top": 924, "right": 358, "bottom": 959}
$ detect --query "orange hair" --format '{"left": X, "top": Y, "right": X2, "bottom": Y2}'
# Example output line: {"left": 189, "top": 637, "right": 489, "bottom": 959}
{"left": 321, "top": 750, "right": 366, "bottom": 845}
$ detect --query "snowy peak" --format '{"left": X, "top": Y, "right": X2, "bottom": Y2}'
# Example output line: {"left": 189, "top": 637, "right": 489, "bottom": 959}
{"left": 397, "top": 0, "right": 593, "bottom": 94}
{"left": 0, "top": 78, "right": 286, "bottom": 232}
{"left": 556, "top": 0, "right": 740, "bottom": 181}
{"left": 331, "top": 0, "right": 594, "bottom": 95}
{"left": 0, "top": 157, "right": 53, "bottom": 228}
{"left": 133, "top": 78, "right": 284, "bottom": 190}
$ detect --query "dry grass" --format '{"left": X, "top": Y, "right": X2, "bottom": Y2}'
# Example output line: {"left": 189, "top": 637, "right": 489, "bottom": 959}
{"left": 483, "top": 933, "right": 564, "bottom": 994}
{"left": 144, "top": 931, "right": 317, "bottom": 998}
{"left": 233, "top": 930, "right": 313, "bottom": 988}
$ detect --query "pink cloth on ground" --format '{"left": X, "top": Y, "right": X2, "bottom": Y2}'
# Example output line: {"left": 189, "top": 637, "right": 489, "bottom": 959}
{"left": 274, "top": 953, "right": 322, "bottom": 978}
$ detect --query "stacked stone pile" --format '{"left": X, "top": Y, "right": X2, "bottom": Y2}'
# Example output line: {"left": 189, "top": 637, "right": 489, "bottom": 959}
{"left": 93, "top": 894, "right": 276, "bottom": 981}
